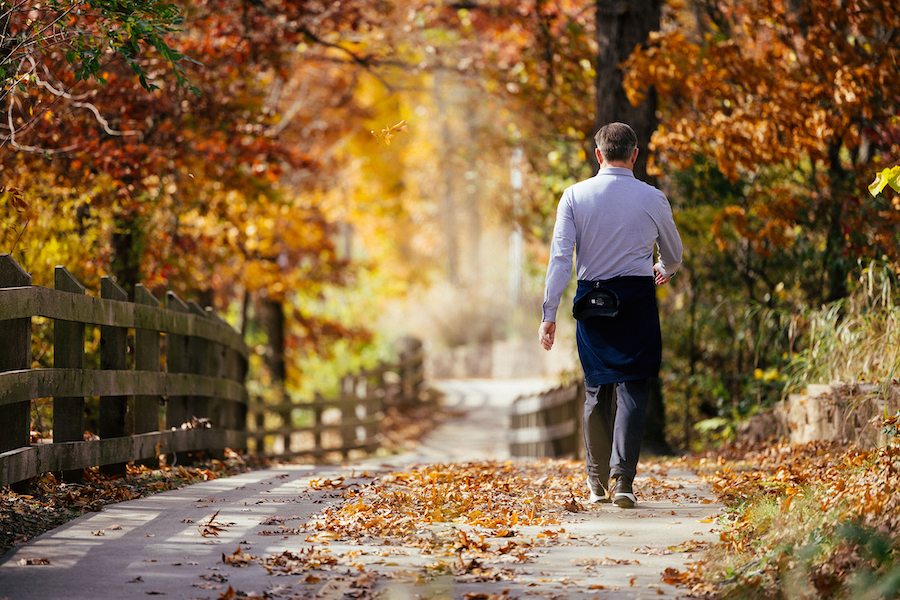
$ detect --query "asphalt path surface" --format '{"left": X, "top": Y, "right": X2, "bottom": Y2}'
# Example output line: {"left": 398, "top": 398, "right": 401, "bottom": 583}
{"left": 0, "top": 379, "right": 721, "bottom": 600}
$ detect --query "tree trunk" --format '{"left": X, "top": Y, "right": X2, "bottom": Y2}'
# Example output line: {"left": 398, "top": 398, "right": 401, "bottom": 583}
{"left": 595, "top": 0, "right": 672, "bottom": 453}
{"left": 111, "top": 213, "right": 142, "bottom": 299}
{"left": 594, "top": 0, "right": 662, "bottom": 183}
{"left": 262, "top": 297, "right": 288, "bottom": 427}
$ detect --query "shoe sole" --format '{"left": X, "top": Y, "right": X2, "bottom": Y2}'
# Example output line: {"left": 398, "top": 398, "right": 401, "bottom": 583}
{"left": 613, "top": 493, "right": 636, "bottom": 508}
{"left": 589, "top": 491, "right": 612, "bottom": 504}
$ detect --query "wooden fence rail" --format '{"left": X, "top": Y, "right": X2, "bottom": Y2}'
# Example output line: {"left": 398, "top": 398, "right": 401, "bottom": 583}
{"left": 250, "top": 337, "right": 426, "bottom": 459}
{"left": 0, "top": 255, "right": 249, "bottom": 489}
{"left": 508, "top": 382, "right": 584, "bottom": 459}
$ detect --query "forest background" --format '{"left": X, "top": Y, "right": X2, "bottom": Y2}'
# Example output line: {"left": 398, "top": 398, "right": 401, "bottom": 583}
{"left": 1, "top": 0, "right": 899, "bottom": 451}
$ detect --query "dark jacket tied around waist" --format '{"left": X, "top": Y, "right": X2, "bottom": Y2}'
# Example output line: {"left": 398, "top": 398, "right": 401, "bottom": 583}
{"left": 574, "top": 276, "right": 661, "bottom": 387}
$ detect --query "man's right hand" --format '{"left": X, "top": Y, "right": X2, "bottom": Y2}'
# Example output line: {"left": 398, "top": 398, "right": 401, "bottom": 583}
{"left": 539, "top": 321, "right": 556, "bottom": 351}
{"left": 653, "top": 263, "right": 672, "bottom": 285}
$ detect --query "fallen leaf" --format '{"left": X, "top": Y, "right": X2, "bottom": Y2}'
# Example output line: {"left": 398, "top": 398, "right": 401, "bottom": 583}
{"left": 222, "top": 545, "right": 257, "bottom": 567}
{"left": 200, "top": 510, "right": 228, "bottom": 537}
{"left": 18, "top": 557, "right": 51, "bottom": 565}
{"left": 193, "top": 582, "right": 222, "bottom": 590}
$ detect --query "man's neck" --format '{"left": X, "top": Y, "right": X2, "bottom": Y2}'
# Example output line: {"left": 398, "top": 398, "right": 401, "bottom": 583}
{"left": 601, "top": 162, "right": 633, "bottom": 171}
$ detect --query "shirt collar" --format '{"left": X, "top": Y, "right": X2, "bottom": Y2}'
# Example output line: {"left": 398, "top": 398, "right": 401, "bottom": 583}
{"left": 597, "top": 167, "right": 635, "bottom": 177}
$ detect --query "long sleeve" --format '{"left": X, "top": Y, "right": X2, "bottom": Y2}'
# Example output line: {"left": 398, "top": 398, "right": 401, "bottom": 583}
{"left": 654, "top": 201, "right": 683, "bottom": 278}
{"left": 541, "top": 192, "right": 576, "bottom": 322}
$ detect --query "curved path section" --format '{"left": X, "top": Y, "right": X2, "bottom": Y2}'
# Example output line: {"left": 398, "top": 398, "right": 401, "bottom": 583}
{"left": 0, "top": 378, "right": 721, "bottom": 600}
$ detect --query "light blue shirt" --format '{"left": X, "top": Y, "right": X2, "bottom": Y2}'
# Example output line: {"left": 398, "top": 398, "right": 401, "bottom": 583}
{"left": 541, "top": 167, "right": 683, "bottom": 322}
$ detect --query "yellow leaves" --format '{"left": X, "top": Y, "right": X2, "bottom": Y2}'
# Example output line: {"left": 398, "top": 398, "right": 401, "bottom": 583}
{"left": 868, "top": 165, "right": 900, "bottom": 198}
{"left": 370, "top": 119, "right": 408, "bottom": 145}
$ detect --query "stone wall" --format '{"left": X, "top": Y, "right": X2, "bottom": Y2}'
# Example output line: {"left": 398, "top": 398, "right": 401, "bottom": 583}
{"left": 738, "top": 383, "right": 900, "bottom": 447}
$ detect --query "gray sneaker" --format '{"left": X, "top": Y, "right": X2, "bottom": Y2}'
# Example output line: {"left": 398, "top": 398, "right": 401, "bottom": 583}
{"left": 588, "top": 476, "right": 612, "bottom": 504}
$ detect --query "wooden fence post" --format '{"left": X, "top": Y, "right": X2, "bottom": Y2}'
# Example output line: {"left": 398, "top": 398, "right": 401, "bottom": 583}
{"left": 100, "top": 277, "right": 128, "bottom": 477}
{"left": 133, "top": 285, "right": 161, "bottom": 468}
{"left": 54, "top": 267, "right": 86, "bottom": 483}
{"left": 187, "top": 301, "right": 211, "bottom": 429}
{"left": 0, "top": 255, "right": 32, "bottom": 493}
{"left": 166, "top": 292, "right": 190, "bottom": 465}
{"left": 205, "top": 307, "right": 226, "bottom": 432}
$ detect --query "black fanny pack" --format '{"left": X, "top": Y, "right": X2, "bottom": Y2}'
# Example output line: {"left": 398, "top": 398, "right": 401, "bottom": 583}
{"left": 572, "top": 282, "right": 619, "bottom": 320}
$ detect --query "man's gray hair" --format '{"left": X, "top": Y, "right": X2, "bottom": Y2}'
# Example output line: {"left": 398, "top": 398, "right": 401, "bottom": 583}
{"left": 594, "top": 123, "right": 638, "bottom": 163}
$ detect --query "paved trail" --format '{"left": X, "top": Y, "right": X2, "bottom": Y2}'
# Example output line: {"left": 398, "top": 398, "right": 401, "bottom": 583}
{"left": 0, "top": 379, "right": 721, "bottom": 600}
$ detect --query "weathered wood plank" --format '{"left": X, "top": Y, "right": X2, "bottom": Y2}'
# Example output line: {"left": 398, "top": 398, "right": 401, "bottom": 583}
{"left": 506, "top": 420, "right": 577, "bottom": 445}
{"left": 0, "top": 255, "right": 32, "bottom": 493}
{"left": 0, "top": 428, "right": 247, "bottom": 487}
{"left": 0, "top": 370, "right": 247, "bottom": 407}
{"left": 100, "top": 277, "right": 129, "bottom": 476}
{"left": 186, "top": 301, "right": 210, "bottom": 426}
{"left": 53, "top": 267, "right": 87, "bottom": 482}
{"left": 509, "top": 384, "right": 580, "bottom": 415}
{"left": 0, "top": 286, "right": 248, "bottom": 357}
{"left": 166, "top": 293, "right": 191, "bottom": 464}
{"left": 133, "top": 285, "right": 161, "bottom": 438}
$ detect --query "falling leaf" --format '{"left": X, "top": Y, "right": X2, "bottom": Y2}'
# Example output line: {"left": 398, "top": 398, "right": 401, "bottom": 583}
{"left": 370, "top": 120, "right": 409, "bottom": 145}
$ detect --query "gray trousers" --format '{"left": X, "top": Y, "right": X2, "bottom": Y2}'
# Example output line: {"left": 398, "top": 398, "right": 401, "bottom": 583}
{"left": 583, "top": 379, "right": 650, "bottom": 482}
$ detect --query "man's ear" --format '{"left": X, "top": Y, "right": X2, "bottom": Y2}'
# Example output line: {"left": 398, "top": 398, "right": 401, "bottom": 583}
{"left": 595, "top": 148, "right": 603, "bottom": 165}
{"left": 631, "top": 147, "right": 640, "bottom": 163}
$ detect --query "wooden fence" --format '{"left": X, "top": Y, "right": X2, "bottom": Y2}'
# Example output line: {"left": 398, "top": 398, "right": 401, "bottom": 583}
{"left": 508, "top": 381, "right": 583, "bottom": 459}
{"left": 0, "top": 255, "right": 249, "bottom": 489}
{"left": 249, "top": 337, "right": 426, "bottom": 459}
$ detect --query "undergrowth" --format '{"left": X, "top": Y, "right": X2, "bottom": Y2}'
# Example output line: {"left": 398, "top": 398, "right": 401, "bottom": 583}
{"left": 690, "top": 436, "right": 900, "bottom": 599}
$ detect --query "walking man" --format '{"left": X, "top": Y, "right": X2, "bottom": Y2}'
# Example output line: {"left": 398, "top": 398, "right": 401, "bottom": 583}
{"left": 539, "top": 122, "right": 682, "bottom": 508}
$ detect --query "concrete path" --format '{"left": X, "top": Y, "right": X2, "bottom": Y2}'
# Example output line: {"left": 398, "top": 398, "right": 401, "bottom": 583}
{"left": 0, "top": 379, "right": 722, "bottom": 600}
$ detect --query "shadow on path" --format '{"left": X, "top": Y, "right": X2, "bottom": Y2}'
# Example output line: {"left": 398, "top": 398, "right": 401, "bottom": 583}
{"left": 0, "top": 378, "right": 720, "bottom": 600}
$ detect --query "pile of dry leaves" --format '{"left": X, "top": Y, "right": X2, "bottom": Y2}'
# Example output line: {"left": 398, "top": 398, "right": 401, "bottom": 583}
{"left": 692, "top": 439, "right": 900, "bottom": 599}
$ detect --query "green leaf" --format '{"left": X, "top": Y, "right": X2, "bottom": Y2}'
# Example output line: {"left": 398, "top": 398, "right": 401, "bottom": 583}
{"left": 868, "top": 165, "right": 900, "bottom": 197}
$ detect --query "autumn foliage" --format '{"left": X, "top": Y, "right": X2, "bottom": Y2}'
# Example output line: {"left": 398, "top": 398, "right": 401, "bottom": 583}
{"left": 624, "top": 0, "right": 900, "bottom": 302}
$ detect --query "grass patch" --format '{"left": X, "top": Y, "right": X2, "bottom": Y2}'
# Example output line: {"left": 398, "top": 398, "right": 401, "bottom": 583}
{"left": 692, "top": 440, "right": 900, "bottom": 599}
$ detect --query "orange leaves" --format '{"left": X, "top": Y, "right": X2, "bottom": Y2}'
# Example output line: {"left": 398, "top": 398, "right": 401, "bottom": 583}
{"left": 301, "top": 459, "right": 586, "bottom": 557}
{"left": 694, "top": 441, "right": 900, "bottom": 597}
{"left": 221, "top": 545, "right": 257, "bottom": 568}
{"left": 626, "top": 0, "right": 899, "bottom": 184}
